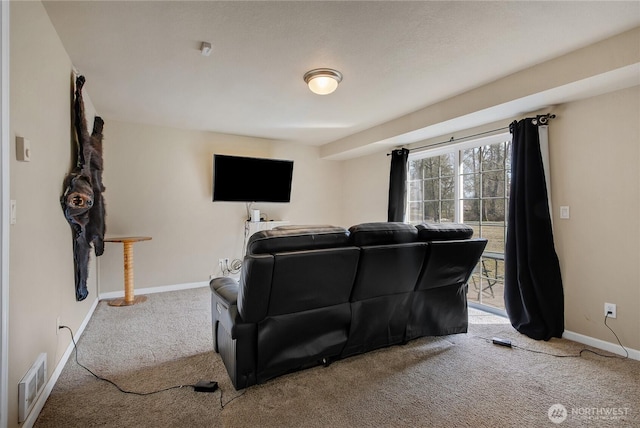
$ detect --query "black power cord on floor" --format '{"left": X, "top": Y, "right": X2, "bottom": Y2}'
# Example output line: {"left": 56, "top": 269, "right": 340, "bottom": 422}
{"left": 476, "top": 313, "right": 629, "bottom": 359}
{"left": 58, "top": 325, "right": 238, "bottom": 400}
{"left": 60, "top": 325, "right": 246, "bottom": 409}
{"left": 220, "top": 389, "right": 246, "bottom": 409}
{"left": 60, "top": 325, "right": 198, "bottom": 395}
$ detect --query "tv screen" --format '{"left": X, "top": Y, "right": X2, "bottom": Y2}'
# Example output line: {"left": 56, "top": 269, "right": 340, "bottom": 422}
{"left": 213, "top": 154, "right": 294, "bottom": 203}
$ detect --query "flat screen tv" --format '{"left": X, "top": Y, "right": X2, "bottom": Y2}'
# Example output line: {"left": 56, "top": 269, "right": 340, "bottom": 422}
{"left": 212, "top": 154, "right": 294, "bottom": 203}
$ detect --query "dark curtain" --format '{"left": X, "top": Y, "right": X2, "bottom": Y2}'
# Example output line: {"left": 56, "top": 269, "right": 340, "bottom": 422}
{"left": 505, "top": 119, "right": 564, "bottom": 340}
{"left": 388, "top": 148, "right": 409, "bottom": 222}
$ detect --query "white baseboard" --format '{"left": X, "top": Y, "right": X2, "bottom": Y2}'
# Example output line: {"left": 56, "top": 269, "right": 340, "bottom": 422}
{"left": 563, "top": 330, "right": 639, "bottom": 361}
{"left": 98, "top": 280, "right": 209, "bottom": 301}
{"left": 22, "top": 296, "right": 100, "bottom": 428}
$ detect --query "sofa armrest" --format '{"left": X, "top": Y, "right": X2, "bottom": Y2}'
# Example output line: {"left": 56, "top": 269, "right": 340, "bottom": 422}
{"left": 210, "top": 276, "right": 239, "bottom": 307}
{"left": 210, "top": 276, "right": 243, "bottom": 342}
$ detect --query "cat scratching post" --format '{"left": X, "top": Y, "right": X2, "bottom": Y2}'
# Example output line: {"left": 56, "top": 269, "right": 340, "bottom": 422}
{"left": 105, "top": 236, "right": 152, "bottom": 306}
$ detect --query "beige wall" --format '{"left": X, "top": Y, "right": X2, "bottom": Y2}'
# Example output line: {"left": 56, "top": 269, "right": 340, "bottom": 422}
{"left": 341, "top": 150, "right": 390, "bottom": 225}
{"left": 98, "top": 120, "right": 344, "bottom": 293}
{"left": 550, "top": 87, "right": 639, "bottom": 350}
{"left": 341, "top": 86, "right": 640, "bottom": 350}
{"left": 8, "top": 2, "right": 98, "bottom": 426}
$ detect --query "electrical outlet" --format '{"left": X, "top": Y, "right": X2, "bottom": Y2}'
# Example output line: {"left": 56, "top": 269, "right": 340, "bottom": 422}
{"left": 56, "top": 317, "right": 61, "bottom": 335}
{"left": 604, "top": 303, "right": 617, "bottom": 319}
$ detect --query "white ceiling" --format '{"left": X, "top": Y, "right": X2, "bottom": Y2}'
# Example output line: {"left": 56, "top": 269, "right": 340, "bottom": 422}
{"left": 42, "top": 1, "right": 640, "bottom": 149}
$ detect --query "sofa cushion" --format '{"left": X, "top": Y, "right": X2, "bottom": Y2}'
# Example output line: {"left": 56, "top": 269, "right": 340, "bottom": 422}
{"left": 416, "top": 222, "right": 473, "bottom": 241}
{"left": 348, "top": 222, "right": 417, "bottom": 246}
{"left": 268, "top": 248, "right": 360, "bottom": 316}
{"left": 247, "top": 225, "right": 350, "bottom": 255}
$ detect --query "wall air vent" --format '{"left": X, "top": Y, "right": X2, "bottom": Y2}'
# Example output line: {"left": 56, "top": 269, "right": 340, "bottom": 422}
{"left": 18, "top": 352, "right": 47, "bottom": 423}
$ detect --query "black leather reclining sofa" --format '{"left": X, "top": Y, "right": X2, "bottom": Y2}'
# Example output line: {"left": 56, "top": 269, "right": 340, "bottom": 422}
{"left": 210, "top": 222, "right": 487, "bottom": 390}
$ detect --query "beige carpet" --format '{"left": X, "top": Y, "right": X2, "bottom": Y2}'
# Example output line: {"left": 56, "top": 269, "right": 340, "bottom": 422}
{"left": 35, "top": 287, "right": 639, "bottom": 427}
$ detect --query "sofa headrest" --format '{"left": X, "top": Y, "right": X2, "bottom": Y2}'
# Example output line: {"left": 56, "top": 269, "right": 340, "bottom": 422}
{"left": 348, "top": 222, "right": 418, "bottom": 246}
{"left": 416, "top": 223, "right": 474, "bottom": 241}
{"left": 247, "top": 225, "right": 350, "bottom": 255}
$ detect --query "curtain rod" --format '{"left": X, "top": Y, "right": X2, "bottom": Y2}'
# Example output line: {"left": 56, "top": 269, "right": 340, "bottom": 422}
{"left": 387, "top": 113, "right": 556, "bottom": 155}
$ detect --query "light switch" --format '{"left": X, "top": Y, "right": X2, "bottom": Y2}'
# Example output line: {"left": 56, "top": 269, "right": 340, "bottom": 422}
{"left": 10, "top": 200, "right": 16, "bottom": 224}
{"left": 16, "top": 137, "right": 31, "bottom": 162}
{"left": 559, "top": 206, "right": 570, "bottom": 219}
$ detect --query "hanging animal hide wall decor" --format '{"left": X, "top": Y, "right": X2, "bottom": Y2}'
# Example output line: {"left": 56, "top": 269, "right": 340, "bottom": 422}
{"left": 61, "top": 75, "right": 106, "bottom": 301}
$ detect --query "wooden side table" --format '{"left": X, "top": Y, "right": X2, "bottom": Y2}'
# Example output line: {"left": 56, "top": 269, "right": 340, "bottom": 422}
{"left": 105, "top": 236, "right": 152, "bottom": 306}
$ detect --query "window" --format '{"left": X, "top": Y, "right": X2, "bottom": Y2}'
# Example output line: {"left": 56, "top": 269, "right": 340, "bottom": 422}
{"left": 408, "top": 153, "right": 455, "bottom": 223}
{"left": 407, "top": 133, "right": 511, "bottom": 313}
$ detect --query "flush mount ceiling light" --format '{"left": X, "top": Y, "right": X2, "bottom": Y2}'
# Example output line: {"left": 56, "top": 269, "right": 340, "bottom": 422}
{"left": 303, "top": 68, "right": 343, "bottom": 95}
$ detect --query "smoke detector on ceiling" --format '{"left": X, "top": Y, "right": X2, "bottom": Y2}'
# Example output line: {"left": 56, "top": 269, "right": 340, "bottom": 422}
{"left": 200, "top": 42, "right": 212, "bottom": 57}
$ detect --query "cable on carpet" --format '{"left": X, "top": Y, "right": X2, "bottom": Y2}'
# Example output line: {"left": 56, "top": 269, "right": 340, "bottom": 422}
{"left": 220, "top": 389, "right": 246, "bottom": 409}
{"left": 59, "top": 326, "right": 238, "bottom": 400}
{"left": 475, "top": 314, "right": 629, "bottom": 359}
